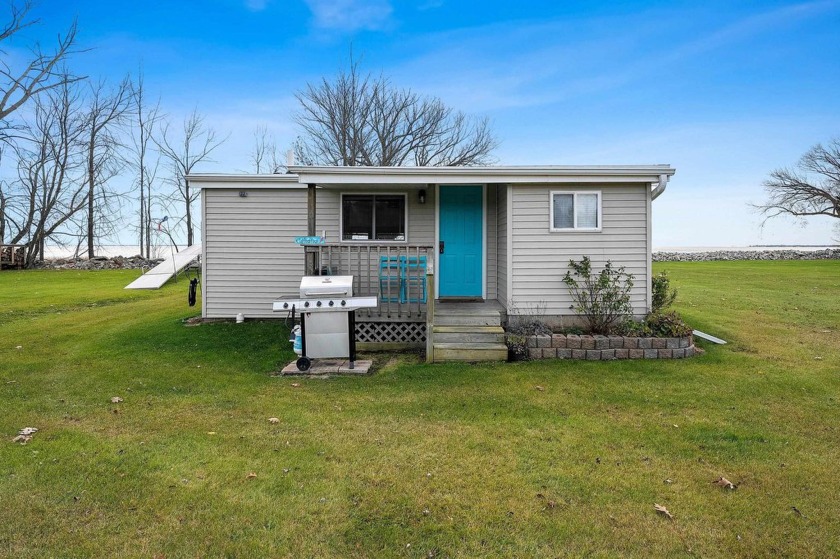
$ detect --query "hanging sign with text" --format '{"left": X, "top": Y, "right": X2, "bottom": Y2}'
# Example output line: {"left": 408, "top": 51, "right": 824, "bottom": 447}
{"left": 294, "top": 236, "right": 325, "bottom": 245}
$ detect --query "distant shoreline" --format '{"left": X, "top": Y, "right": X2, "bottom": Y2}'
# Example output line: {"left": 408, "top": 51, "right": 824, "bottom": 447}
{"left": 36, "top": 244, "right": 840, "bottom": 261}
{"left": 654, "top": 245, "right": 837, "bottom": 253}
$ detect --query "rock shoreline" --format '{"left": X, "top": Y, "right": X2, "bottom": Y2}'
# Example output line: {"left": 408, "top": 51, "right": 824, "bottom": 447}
{"left": 34, "top": 255, "right": 165, "bottom": 270}
{"left": 654, "top": 248, "right": 839, "bottom": 262}
{"left": 24, "top": 248, "right": 840, "bottom": 270}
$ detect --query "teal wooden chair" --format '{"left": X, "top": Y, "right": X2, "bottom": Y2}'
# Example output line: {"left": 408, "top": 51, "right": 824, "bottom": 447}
{"left": 399, "top": 255, "right": 427, "bottom": 303}
{"left": 378, "top": 256, "right": 401, "bottom": 303}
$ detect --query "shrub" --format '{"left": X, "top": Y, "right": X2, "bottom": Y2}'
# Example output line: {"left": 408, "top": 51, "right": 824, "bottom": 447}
{"left": 618, "top": 318, "right": 650, "bottom": 337}
{"left": 651, "top": 271, "right": 678, "bottom": 313}
{"left": 562, "top": 256, "right": 634, "bottom": 335}
{"left": 645, "top": 311, "right": 693, "bottom": 338}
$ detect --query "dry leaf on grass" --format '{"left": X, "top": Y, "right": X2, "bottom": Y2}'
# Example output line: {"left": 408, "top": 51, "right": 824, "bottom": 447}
{"left": 13, "top": 427, "right": 38, "bottom": 445}
{"left": 713, "top": 476, "right": 737, "bottom": 490}
{"left": 535, "top": 385, "right": 545, "bottom": 391}
{"left": 268, "top": 417, "right": 280, "bottom": 424}
{"left": 654, "top": 503, "right": 673, "bottom": 519}
{"left": 111, "top": 396, "right": 123, "bottom": 403}
{"left": 246, "top": 472, "right": 257, "bottom": 480}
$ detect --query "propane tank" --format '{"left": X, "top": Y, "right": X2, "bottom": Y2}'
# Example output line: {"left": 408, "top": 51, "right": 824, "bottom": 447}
{"left": 291, "top": 325, "right": 302, "bottom": 356}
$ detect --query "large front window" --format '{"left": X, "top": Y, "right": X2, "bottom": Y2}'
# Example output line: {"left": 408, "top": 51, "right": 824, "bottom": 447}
{"left": 342, "top": 194, "right": 407, "bottom": 241}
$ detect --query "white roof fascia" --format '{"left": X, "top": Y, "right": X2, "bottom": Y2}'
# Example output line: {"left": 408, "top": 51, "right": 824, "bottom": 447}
{"left": 288, "top": 165, "right": 676, "bottom": 186}
{"left": 187, "top": 173, "right": 303, "bottom": 190}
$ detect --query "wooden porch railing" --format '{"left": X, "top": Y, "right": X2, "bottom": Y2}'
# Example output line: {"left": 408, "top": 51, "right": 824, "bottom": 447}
{"left": 304, "top": 244, "right": 433, "bottom": 320}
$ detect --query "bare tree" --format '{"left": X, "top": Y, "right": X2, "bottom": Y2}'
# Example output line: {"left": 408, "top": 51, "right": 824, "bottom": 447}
{"left": 81, "top": 76, "right": 131, "bottom": 258}
{"left": 4, "top": 79, "right": 86, "bottom": 265}
{"left": 156, "top": 109, "right": 227, "bottom": 247}
{"left": 0, "top": 1, "right": 83, "bottom": 128}
{"left": 757, "top": 138, "right": 840, "bottom": 225}
{"left": 294, "top": 61, "right": 498, "bottom": 167}
{"left": 250, "top": 125, "right": 284, "bottom": 173}
{"left": 129, "top": 72, "right": 161, "bottom": 258}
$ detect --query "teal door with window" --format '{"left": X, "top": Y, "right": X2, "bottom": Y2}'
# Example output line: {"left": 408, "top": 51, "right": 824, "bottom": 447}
{"left": 439, "top": 185, "right": 483, "bottom": 297}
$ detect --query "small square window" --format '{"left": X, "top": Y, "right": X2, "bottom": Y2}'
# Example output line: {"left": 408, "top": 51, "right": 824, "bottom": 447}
{"left": 550, "top": 191, "right": 601, "bottom": 231}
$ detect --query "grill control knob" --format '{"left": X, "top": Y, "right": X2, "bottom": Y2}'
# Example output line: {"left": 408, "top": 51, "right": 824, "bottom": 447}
{"left": 283, "top": 302, "right": 289, "bottom": 309}
{"left": 304, "top": 301, "right": 310, "bottom": 308}
{"left": 316, "top": 300, "right": 322, "bottom": 307}
{"left": 328, "top": 300, "right": 334, "bottom": 307}
{"left": 341, "top": 300, "right": 346, "bottom": 306}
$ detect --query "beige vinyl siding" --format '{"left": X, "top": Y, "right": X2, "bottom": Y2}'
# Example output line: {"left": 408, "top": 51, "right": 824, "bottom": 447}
{"left": 496, "top": 185, "right": 508, "bottom": 307}
{"left": 203, "top": 188, "right": 307, "bottom": 319}
{"left": 510, "top": 184, "right": 649, "bottom": 316}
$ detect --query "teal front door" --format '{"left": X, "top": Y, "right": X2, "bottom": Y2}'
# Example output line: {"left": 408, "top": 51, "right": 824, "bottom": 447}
{"left": 439, "top": 185, "right": 483, "bottom": 297}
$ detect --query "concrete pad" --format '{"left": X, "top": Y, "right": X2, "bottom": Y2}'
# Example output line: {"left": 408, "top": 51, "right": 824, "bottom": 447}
{"left": 280, "top": 359, "right": 373, "bottom": 376}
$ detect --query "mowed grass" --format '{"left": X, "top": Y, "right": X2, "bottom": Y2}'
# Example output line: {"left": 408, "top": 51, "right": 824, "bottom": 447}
{"left": 0, "top": 261, "right": 838, "bottom": 558}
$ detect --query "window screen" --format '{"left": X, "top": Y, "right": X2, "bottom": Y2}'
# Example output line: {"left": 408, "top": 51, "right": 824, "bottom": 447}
{"left": 576, "top": 194, "right": 599, "bottom": 228}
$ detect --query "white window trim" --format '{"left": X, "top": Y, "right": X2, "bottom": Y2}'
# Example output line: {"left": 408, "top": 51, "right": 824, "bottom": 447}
{"left": 339, "top": 192, "right": 409, "bottom": 244}
{"left": 549, "top": 190, "right": 602, "bottom": 232}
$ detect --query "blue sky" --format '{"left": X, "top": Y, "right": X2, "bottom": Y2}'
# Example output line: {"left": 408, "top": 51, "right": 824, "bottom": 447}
{"left": 18, "top": 0, "right": 840, "bottom": 246}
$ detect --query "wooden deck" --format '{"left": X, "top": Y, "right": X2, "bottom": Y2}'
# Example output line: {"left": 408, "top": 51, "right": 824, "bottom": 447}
{"left": 301, "top": 244, "right": 508, "bottom": 362}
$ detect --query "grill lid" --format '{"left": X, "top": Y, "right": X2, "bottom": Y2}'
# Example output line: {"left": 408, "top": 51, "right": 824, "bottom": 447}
{"left": 299, "top": 275, "right": 353, "bottom": 297}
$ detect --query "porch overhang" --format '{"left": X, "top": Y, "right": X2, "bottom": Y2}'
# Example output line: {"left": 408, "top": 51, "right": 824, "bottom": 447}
{"left": 288, "top": 165, "right": 676, "bottom": 186}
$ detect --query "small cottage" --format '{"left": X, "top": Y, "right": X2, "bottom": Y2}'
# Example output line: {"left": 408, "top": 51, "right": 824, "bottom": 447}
{"left": 188, "top": 165, "right": 674, "bottom": 361}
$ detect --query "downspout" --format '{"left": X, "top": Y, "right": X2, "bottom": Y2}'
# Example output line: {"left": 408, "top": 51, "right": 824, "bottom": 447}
{"left": 651, "top": 174, "right": 668, "bottom": 200}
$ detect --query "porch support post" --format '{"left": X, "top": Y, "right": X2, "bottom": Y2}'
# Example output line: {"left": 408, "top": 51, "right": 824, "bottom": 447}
{"left": 306, "top": 183, "right": 317, "bottom": 274}
{"left": 425, "top": 260, "right": 435, "bottom": 363}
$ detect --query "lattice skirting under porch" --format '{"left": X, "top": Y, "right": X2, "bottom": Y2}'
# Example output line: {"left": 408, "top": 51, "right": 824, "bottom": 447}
{"left": 356, "top": 321, "right": 426, "bottom": 344}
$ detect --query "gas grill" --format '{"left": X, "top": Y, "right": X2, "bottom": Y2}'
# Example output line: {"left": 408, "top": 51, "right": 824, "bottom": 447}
{"left": 273, "top": 276, "right": 377, "bottom": 371}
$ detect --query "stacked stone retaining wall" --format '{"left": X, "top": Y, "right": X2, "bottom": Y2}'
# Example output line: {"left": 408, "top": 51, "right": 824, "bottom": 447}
{"left": 526, "top": 334, "right": 696, "bottom": 360}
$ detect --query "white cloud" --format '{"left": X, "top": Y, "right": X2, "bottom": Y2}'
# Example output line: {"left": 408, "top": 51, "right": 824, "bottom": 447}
{"left": 304, "top": 0, "right": 393, "bottom": 32}
{"left": 245, "top": 0, "right": 269, "bottom": 11}
{"left": 417, "top": 0, "right": 443, "bottom": 10}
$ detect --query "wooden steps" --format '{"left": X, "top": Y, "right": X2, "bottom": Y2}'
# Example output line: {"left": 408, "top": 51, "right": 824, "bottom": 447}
{"left": 431, "top": 304, "right": 507, "bottom": 363}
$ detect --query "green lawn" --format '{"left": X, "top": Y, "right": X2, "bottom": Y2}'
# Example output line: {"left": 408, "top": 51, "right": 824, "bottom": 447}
{"left": 1, "top": 262, "right": 838, "bottom": 558}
